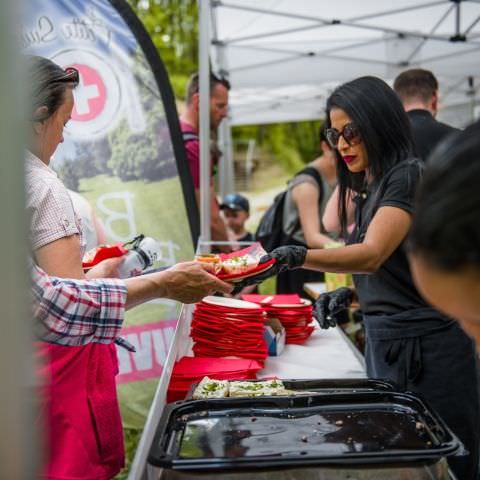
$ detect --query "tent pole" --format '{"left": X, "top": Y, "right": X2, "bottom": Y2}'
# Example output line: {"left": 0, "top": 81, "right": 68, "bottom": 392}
{"left": 464, "top": 15, "right": 480, "bottom": 36}
{"left": 225, "top": 119, "right": 235, "bottom": 195}
{"left": 218, "top": 119, "right": 234, "bottom": 198}
{"left": 211, "top": 2, "right": 234, "bottom": 199}
{"left": 199, "top": 0, "right": 211, "bottom": 246}
{"left": 218, "top": 0, "right": 452, "bottom": 43}
{"left": 405, "top": 3, "right": 456, "bottom": 63}
{"left": 420, "top": 44, "right": 480, "bottom": 63}
{"left": 217, "top": 0, "right": 445, "bottom": 26}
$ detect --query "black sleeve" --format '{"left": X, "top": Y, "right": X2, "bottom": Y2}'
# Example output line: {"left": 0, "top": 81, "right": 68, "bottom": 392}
{"left": 378, "top": 161, "right": 422, "bottom": 215}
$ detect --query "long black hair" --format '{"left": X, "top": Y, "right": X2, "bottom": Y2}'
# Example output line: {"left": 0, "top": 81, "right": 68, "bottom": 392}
{"left": 410, "top": 120, "right": 480, "bottom": 271}
{"left": 325, "top": 76, "right": 414, "bottom": 234}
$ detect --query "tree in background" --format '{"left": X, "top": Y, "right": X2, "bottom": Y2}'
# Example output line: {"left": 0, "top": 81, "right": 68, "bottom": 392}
{"left": 56, "top": 158, "right": 80, "bottom": 192}
{"left": 234, "top": 120, "right": 323, "bottom": 175}
{"left": 108, "top": 50, "right": 177, "bottom": 181}
{"left": 127, "top": 1, "right": 322, "bottom": 177}
{"left": 73, "top": 139, "right": 113, "bottom": 179}
{"left": 127, "top": 0, "right": 198, "bottom": 99}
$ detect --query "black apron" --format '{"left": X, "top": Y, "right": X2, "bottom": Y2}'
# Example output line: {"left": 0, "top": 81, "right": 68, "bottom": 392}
{"left": 364, "top": 308, "right": 480, "bottom": 480}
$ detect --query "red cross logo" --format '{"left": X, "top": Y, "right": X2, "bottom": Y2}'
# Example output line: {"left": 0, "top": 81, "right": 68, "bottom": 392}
{"left": 68, "top": 63, "right": 106, "bottom": 122}
{"left": 53, "top": 50, "right": 123, "bottom": 140}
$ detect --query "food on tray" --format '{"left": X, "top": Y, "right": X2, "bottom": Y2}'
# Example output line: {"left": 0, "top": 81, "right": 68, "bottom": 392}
{"left": 195, "top": 253, "right": 221, "bottom": 265}
{"left": 195, "top": 253, "right": 259, "bottom": 276}
{"left": 193, "top": 378, "right": 295, "bottom": 399}
{"left": 221, "top": 254, "right": 259, "bottom": 275}
{"left": 195, "top": 254, "right": 222, "bottom": 273}
{"left": 192, "top": 377, "right": 229, "bottom": 399}
{"left": 229, "top": 379, "right": 287, "bottom": 397}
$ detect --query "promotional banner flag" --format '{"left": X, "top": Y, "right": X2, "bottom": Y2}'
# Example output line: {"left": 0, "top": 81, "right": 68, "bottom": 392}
{"left": 22, "top": 0, "right": 199, "bottom": 428}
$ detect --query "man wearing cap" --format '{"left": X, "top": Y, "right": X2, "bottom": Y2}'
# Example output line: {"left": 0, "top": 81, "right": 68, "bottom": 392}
{"left": 220, "top": 193, "right": 254, "bottom": 243}
{"left": 221, "top": 193, "right": 258, "bottom": 297}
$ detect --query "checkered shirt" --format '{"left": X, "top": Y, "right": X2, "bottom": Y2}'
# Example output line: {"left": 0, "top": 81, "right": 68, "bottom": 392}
{"left": 32, "top": 264, "right": 127, "bottom": 346}
{"left": 25, "top": 151, "right": 85, "bottom": 252}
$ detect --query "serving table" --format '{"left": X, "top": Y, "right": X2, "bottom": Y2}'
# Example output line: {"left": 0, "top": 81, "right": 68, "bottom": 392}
{"left": 137, "top": 299, "right": 366, "bottom": 480}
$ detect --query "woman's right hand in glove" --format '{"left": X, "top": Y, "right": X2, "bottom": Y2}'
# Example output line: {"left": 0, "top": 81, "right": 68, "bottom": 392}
{"left": 261, "top": 245, "right": 308, "bottom": 274}
{"left": 231, "top": 245, "right": 308, "bottom": 294}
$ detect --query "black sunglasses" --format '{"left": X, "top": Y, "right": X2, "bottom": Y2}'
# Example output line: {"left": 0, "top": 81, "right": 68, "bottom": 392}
{"left": 54, "top": 67, "right": 80, "bottom": 86}
{"left": 325, "top": 123, "right": 361, "bottom": 149}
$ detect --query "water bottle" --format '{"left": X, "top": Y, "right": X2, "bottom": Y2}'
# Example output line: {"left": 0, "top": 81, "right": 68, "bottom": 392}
{"left": 117, "top": 236, "right": 162, "bottom": 278}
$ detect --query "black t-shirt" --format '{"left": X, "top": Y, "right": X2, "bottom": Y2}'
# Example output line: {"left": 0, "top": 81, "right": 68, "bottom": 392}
{"left": 238, "top": 231, "right": 254, "bottom": 243}
{"left": 407, "top": 109, "right": 458, "bottom": 163}
{"left": 348, "top": 159, "right": 428, "bottom": 316}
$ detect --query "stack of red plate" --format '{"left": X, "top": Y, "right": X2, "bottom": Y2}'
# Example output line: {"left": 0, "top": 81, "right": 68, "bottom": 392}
{"left": 167, "top": 356, "right": 262, "bottom": 402}
{"left": 191, "top": 296, "right": 268, "bottom": 362}
{"left": 242, "top": 294, "right": 316, "bottom": 344}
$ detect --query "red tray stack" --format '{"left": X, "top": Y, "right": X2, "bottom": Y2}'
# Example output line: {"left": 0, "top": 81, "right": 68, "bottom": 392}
{"left": 190, "top": 296, "right": 268, "bottom": 363}
{"left": 242, "top": 294, "right": 316, "bottom": 344}
{"left": 167, "top": 356, "right": 263, "bottom": 402}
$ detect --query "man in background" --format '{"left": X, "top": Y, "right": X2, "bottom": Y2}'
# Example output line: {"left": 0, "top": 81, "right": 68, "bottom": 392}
{"left": 394, "top": 68, "right": 458, "bottom": 162}
{"left": 180, "top": 72, "right": 231, "bottom": 250}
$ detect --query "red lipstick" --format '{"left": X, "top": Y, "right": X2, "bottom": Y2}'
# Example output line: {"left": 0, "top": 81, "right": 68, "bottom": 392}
{"left": 343, "top": 155, "right": 356, "bottom": 164}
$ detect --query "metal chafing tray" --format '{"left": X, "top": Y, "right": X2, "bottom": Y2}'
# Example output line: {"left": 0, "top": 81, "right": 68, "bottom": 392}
{"left": 148, "top": 390, "right": 463, "bottom": 480}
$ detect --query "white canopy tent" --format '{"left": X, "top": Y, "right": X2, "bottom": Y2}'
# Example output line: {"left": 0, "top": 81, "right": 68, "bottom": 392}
{"left": 195, "top": 0, "right": 480, "bottom": 240}
{"left": 135, "top": 3, "right": 480, "bottom": 477}
{"left": 211, "top": 0, "right": 480, "bottom": 127}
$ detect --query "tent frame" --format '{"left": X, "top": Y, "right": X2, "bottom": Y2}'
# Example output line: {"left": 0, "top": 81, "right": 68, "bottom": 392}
{"left": 135, "top": 2, "right": 480, "bottom": 478}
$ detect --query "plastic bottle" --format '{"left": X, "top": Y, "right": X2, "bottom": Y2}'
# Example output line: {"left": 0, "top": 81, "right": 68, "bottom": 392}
{"left": 117, "top": 236, "right": 162, "bottom": 278}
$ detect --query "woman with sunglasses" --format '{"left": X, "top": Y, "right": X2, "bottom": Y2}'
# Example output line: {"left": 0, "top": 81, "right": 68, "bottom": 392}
{"left": 240, "top": 76, "right": 479, "bottom": 479}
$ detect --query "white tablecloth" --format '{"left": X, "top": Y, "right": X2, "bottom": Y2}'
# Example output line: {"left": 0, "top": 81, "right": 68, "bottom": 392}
{"left": 259, "top": 325, "right": 366, "bottom": 380}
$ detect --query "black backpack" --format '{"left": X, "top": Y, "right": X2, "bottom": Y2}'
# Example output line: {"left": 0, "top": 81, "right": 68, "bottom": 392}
{"left": 255, "top": 167, "right": 323, "bottom": 251}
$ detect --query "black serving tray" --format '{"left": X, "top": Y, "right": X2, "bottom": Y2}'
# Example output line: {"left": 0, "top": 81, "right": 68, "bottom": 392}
{"left": 148, "top": 391, "right": 463, "bottom": 471}
{"left": 184, "top": 378, "right": 396, "bottom": 401}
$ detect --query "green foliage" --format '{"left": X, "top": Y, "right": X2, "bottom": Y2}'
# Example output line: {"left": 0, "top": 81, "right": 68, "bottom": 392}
{"left": 126, "top": 1, "right": 322, "bottom": 177}
{"left": 234, "top": 120, "right": 323, "bottom": 175}
{"left": 56, "top": 158, "right": 80, "bottom": 192}
{"left": 115, "top": 428, "right": 142, "bottom": 480}
{"left": 108, "top": 51, "right": 177, "bottom": 181}
{"left": 74, "top": 138, "right": 112, "bottom": 178}
{"left": 127, "top": 0, "right": 198, "bottom": 99}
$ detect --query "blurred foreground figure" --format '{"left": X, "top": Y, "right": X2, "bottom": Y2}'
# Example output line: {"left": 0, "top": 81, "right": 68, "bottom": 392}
{"left": 409, "top": 120, "right": 480, "bottom": 348}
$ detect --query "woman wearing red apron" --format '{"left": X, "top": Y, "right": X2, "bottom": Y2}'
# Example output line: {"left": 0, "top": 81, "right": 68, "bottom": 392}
{"left": 26, "top": 56, "right": 126, "bottom": 479}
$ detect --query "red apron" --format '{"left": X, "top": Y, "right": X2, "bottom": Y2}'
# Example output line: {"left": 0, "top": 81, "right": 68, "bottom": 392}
{"left": 39, "top": 342, "right": 124, "bottom": 480}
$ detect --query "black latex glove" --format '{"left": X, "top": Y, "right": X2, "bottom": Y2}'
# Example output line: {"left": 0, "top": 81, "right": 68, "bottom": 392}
{"left": 231, "top": 245, "right": 307, "bottom": 295}
{"left": 314, "top": 287, "right": 354, "bottom": 329}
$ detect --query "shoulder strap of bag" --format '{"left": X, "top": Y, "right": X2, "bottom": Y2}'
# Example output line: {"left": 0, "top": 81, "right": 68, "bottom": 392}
{"left": 182, "top": 131, "right": 199, "bottom": 143}
{"left": 298, "top": 166, "right": 324, "bottom": 205}
{"left": 285, "top": 166, "right": 325, "bottom": 241}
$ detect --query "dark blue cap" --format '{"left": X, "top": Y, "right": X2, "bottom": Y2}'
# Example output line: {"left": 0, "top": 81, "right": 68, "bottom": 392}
{"left": 220, "top": 193, "right": 250, "bottom": 213}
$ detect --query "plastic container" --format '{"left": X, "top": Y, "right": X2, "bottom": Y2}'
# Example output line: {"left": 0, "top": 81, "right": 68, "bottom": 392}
{"left": 184, "top": 378, "right": 397, "bottom": 401}
{"left": 158, "top": 461, "right": 452, "bottom": 480}
{"left": 148, "top": 391, "right": 463, "bottom": 476}
{"left": 117, "top": 236, "right": 162, "bottom": 278}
